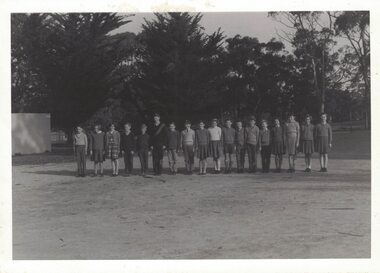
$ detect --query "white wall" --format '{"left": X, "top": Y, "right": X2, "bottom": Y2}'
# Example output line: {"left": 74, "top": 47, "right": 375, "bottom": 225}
{"left": 12, "top": 113, "right": 51, "bottom": 155}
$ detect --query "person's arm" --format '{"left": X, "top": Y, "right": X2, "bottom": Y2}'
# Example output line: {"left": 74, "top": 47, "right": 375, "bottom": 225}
{"left": 329, "top": 125, "right": 333, "bottom": 147}
{"left": 296, "top": 123, "right": 300, "bottom": 147}
{"left": 73, "top": 134, "right": 76, "bottom": 153}
{"left": 192, "top": 130, "right": 196, "bottom": 151}
{"left": 88, "top": 134, "right": 92, "bottom": 154}
{"left": 84, "top": 134, "right": 88, "bottom": 154}
{"left": 258, "top": 130, "right": 262, "bottom": 151}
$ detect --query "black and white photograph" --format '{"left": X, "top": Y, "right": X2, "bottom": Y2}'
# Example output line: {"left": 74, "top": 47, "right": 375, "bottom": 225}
{"left": 2, "top": 0, "right": 379, "bottom": 271}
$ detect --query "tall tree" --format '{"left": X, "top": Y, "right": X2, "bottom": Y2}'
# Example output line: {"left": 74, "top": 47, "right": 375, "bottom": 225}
{"left": 334, "top": 11, "right": 370, "bottom": 128}
{"left": 129, "top": 12, "right": 226, "bottom": 125}
{"left": 11, "top": 13, "right": 133, "bottom": 135}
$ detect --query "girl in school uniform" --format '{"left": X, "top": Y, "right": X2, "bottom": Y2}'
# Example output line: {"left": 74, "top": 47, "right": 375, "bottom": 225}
{"left": 73, "top": 126, "right": 88, "bottom": 177}
{"left": 271, "top": 118, "right": 286, "bottom": 172}
{"left": 208, "top": 118, "right": 223, "bottom": 174}
{"left": 88, "top": 124, "right": 106, "bottom": 177}
{"left": 285, "top": 114, "right": 300, "bottom": 173}
{"left": 195, "top": 120, "right": 210, "bottom": 175}
{"left": 300, "top": 114, "right": 314, "bottom": 172}
{"left": 258, "top": 120, "right": 271, "bottom": 173}
{"left": 106, "top": 123, "right": 121, "bottom": 176}
{"left": 314, "top": 113, "right": 333, "bottom": 172}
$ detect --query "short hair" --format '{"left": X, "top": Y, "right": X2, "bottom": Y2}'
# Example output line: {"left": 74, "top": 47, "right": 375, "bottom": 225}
{"left": 169, "top": 121, "right": 176, "bottom": 126}
{"left": 305, "top": 114, "right": 312, "bottom": 120}
{"left": 141, "top": 123, "right": 147, "bottom": 128}
{"left": 288, "top": 113, "right": 295, "bottom": 117}
{"left": 199, "top": 120, "right": 205, "bottom": 125}
{"left": 184, "top": 120, "right": 191, "bottom": 125}
{"left": 109, "top": 123, "right": 115, "bottom": 128}
{"left": 94, "top": 124, "right": 101, "bottom": 129}
{"left": 236, "top": 120, "right": 242, "bottom": 124}
{"left": 225, "top": 118, "right": 232, "bottom": 122}
{"left": 261, "top": 119, "right": 267, "bottom": 124}
{"left": 124, "top": 122, "right": 132, "bottom": 127}
{"left": 249, "top": 115, "right": 256, "bottom": 121}
{"left": 320, "top": 112, "right": 327, "bottom": 117}
{"left": 153, "top": 113, "right": 160, "bottom": 118}
{"left": 211, "top": 118, "right": 218, "bottom": 123}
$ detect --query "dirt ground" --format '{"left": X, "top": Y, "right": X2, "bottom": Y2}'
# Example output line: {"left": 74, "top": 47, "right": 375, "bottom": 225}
{"left": 12, "top": 130, "right": 371, "bottom": 259}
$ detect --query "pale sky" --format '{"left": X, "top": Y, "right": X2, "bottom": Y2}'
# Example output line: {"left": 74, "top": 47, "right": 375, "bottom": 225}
{"left": 114, "top": 12, "right": 347, "bottom": 52}
{"left": 115, "top": 12, "right": 295, "bottom": 50}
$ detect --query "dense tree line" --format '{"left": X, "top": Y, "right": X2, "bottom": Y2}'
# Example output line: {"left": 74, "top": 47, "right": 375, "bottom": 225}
{"left": 11, "top": 11, "right": 370, "bottom": 136}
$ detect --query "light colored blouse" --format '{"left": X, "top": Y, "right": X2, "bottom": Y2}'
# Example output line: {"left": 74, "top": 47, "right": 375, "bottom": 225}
{"left": 208, "top": 126, "right": 222, "bottom": 141}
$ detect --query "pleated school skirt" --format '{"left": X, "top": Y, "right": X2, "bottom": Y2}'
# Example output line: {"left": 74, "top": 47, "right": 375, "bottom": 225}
{"left": 271, "top": 141, "right": 285, "bottom": 155}
{"left": 197, "top": 144, "right": 209, "bottom": 160}
{"left": 286, "top": 134, "right": 298, "bottom": 155}
{"left": 315, "top": 136, "right": 330, "bottom": 154}
{"left": 300, "top": 140, "right": 314, "bottom": 154}
{"left": 209, "top": 140, "right": 222, "bottom": 159}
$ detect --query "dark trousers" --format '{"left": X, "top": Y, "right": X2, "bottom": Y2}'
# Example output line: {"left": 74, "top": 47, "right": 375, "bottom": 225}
{"left": 260, "top": 145, "right": 271, "bottom": 172}
{"left": 246, "top": 143, "right": 257, "bottom": 172}
{"left": 236, "top": 145, "right": 246, "bottom": 171}
{"left": 75, "top": 145, "right": 86, "bottom": 175}
{"left": 138, "top": 150, "right": 149, "bottom": 174}
{"left": 123, "top": 151, "right": 134, "bottom": 173}
{"left": 152, "top": 145, "right": 164, "bottom": 174}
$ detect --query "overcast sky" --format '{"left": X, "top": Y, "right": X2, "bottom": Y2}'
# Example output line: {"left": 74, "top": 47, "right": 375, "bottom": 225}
{"left": 114, "top": 12, "right": 347, "bottom": 52}
{"left": 114, "top": 12, "right": 296, "bottom": 50}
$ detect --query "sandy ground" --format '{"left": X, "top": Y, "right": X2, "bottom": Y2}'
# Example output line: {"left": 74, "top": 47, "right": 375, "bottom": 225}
{"left": 12, "top": 152, "right": 370, "bottom": 259}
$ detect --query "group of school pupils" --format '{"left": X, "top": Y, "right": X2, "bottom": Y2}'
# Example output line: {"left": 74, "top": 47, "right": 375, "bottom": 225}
{"left": 72, "top": 112, "right": 333, "bottom": 177}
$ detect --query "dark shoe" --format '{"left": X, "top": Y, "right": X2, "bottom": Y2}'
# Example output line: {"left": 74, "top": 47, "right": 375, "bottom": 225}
{"left": 323, "top": 168, "right": 327, "bottom": 172}
{"left": 319, "top": 168, "right": 324, "bottom": 172}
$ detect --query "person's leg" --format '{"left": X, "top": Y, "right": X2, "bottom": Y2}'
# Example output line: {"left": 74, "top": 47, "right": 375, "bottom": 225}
{"left": 99, "top": 162, "right": 103, "bottom": 175}
{"left": 267, "top": 148, "right": 271, "bottom": 172}
{"left": 94, "top": 161, "right": 97, "bottom": 175}
{"left": 139, "top": 152, "right": 145, "bottom": 174}
{"left": 261, "top": 149, "right": 265, "bottom": 173}
{"left": 319, "top": 153, "right": 323, "bottom": 170}
{"left": 324, "top": 154, "right": 328, "bottom": 170}
{"left": 252, "top": 145, "right": 257, "bottom": 172}
{"left": 278, "top": 154, "right": 283, "bottom": 170}
{"left": 158, "top": 148, "right": 163, "bottom": 175}
{"left": 241, "top": 148, "right": 245, "bottom": 172}
{"left": 128, "top": 152, "right": 133, "bottom": 174}
{"left": 247, "top": 144, "right": 253, "bottom": 172}
{"left": 80, "top": 146, "right": 86, "bottom": 176}
{"left": 203, "top": 158, "right": 207, "bottom": 174}
{"left": 115, "top": 159, "right": 119, "bottom": 175}
{"left": 75, "top": 147, "right": 81, "bottom": 176}
{"left": 173, "top": 150, "right": 178, "bottom": 173}
{"left": 236, "top": 147, "right": 241, "bottom": 172}
{"left": 189, "top": 146, "right": 194, "bottom": 173}
{"left": 217, "top": 158, "right": 221, "bottom": 172}
{"left": 124, "top": 153, "right": 128, "bottom": 174}
{"left": 152, "top": 149, "right": 158, "bottom": 174}
{"left": 224, "top": 151, "right": 229, "bottom": 173}
{"left": 274, "top": 154, "right": 279, "bottom": 170}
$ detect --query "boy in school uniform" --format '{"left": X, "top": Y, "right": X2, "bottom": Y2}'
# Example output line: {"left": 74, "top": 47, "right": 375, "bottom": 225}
{"left": 121, "top": 122, "right": 136, "bottom": 176}
{"left": 245, "top": 116, "right": 260, "bottom": 173}
{"left": 195, "top": 120, "right": 210, "bottom": 175}
{"left": 314, "top": 113, "right": 332, "bottom": 172}
{"left": 300, "top": 114, "right": 314, "bottom": 172}
{"left": 181, "top": 120, "right": 196, "bottom": 174}
{"left": 258, "top": 120, "right": 271, "bottom": 173}
{"left": 136, "top": 124, "right": 150, "bottom": 177}
{"left": 73, "top": 126, "right": 88, "bottom": 177}
{"left": 285, "top": 114, "right": 300, "bottom": 173}
{"left": 88, "top": 124, "right": 106, "bottom": 177}
{"left": 150, "top": 113, "right": 167, "bottom": 175}
{"left": 167, "top": 122, "right": 181, "bottom": 174}
{"left": 106, "top": 124, "right": 121, "bottom": 176}
{"left": 208, "top": 118, "right": 223, "bottom": 174}
{"left": 222, "top": 119, "right": 236, "bottom": 173}
{"left": 235, "top": 120, "right": 246, "bottom": 173}
{"left": 271, "top": 118, "right": 286, "bottom": 172}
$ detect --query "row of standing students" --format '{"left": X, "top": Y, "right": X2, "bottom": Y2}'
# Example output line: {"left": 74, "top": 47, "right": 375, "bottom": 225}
{"left": 73, "top": 113, "right": 332, "bottom": 177}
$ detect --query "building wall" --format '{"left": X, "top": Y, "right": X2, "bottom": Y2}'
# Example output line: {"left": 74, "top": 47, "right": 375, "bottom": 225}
{"left": 12, "top": 113, "right": 51, "bottom": 155}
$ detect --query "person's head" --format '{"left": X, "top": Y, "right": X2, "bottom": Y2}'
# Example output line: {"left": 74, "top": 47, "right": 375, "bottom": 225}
{"left": 305, "top": 114, "right": 312, "bottom": 125}
{"left": 274, "top": 118, "right": 280, "bottom": 127}
{"left": 236, "top": 120, "right": 243, "bottom": 129}
{"left": 185, "top": 120, "right": 191, "bottom": 129}
{"left": 76, "top": 126, "right": 83, "bottom": 134}
{"left": 211, "top": 118, "right": 218, "bottom": 127}
{"left": 262, "top": 120, "right": 268, "bottom": 129}
{"left": 153, "top": 113, "right": 160, "bottom": 123}
{"left": 249, "top": 116, "right": 256, "bottom": 126}
{"left": 124, "top": 122, "right": 131, "bottom": 132}
{"left": 169, "top": 122, "right": 176, "bottom": 131}
{"left": 199, "top": 121, "right": 205, "bottom": 129}
{"left": 110, "top": 124, "right": 115, "bottom": 131}
{"left": 94, "top": 124, "right": 101, "bottom": 132}
{"left": 320, "top": 112, "right": 327, "bottom": 122}
{"left": 141, "top": 123, "right": 147, "bottom": 134}
{"left": 288, "top": 114, "right": 295, "bottom": 122}
{"left": 225, "top": 119, "right": 232, "bottom": 128}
